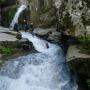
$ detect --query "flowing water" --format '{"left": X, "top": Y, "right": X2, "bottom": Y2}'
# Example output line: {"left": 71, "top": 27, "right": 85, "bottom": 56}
{"left": 7, "top": 0, "right": 78, "bottom": 89}
{"left": 10, "top": 5, "right": 27, "bottom": 29}
{"left": 0, "top": 32, "right": 78, "bottom": 90}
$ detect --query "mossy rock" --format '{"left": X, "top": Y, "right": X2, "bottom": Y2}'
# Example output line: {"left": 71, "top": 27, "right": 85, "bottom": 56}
{"left": 68, "top": 58, "right": 90, "bottom": 78}
{"left": 0, "top": 41, "right": 20, "bottom": 48}
{"left": 16, "top": 33, "right": 22, "bottom": 40}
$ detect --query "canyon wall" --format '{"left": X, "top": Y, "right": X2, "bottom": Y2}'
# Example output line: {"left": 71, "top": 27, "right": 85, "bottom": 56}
{"left": 0, "top": 0, "right": 90, "bottom": 35}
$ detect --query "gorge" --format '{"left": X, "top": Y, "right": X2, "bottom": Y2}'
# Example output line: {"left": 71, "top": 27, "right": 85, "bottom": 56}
{"left": 0, "top": 0, "right": 90, "bottom": 90}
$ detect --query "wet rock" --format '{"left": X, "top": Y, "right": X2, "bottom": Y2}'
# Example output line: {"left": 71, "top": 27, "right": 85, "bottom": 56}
{"left": 0, "top": 41, "right": 20, "bottom": 48}
{"left": 0, "top": 33, "right": 17, "bottom": 41}
{"left": 19, "top": 38, "right": 30, "bottom": 45}
{"left": 33, "top": 28, "right": 56, "bottom": 36}
{"left": 48, "top": 31, "right": 61, "bottom": 43}
{"left": 66, "top": 45, "right": 90, "bottom": 62}
{"left": 68, "top": 58, "right": 90, "bottom": 90}
{"left": 67, "top": 45, "right": 90, "bottom": 89}
{"left": 68, "top": 58, "right": 90, "bottom": 78}
{"left": 18, "top": 38, "right": 32, "bottom": 50}
{"left": 16, "top": 33, "right": 22, "bottom": 40}
{"left": 34, "top": 28, "right": 61, "bottom": 43}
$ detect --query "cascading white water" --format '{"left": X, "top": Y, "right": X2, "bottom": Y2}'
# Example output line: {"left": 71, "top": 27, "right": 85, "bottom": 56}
{"left": 0, "top": 32, "right": 78, "bottom": 90}
{"left": 10, "top": 5, "right": 27, "bottom": 29}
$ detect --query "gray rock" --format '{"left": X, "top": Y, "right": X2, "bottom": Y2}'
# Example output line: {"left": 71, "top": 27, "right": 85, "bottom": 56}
{"left": 48, "top": 31, "right": 61, "bottom": 43}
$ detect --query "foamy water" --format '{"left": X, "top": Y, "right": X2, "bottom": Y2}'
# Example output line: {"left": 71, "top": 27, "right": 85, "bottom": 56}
{"left": 0, "top": 32, "right": 78, "bottom": 90}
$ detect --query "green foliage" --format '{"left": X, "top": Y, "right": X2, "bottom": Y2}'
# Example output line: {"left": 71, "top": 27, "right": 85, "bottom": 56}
{"left": 79, "top": 35, "right": 90, "bottom": 42}
{"left": 78, "top": 35, "right": 90, "bottom": 54}
{"left": 87, "top": 79, "right": 90, "bottom": 88}
{"left": 0, "top": 48, "right": 12, "bottom": 55}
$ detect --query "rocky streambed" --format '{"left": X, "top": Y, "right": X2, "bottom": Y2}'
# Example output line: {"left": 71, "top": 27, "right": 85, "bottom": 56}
{"left": 0, "top": 26, "right": 90, "bottom": 89}
{"left": 0, "top": 27, "right": 61, "bottom": 63}
{"left": 0, "top": 27, "right": 36, "bottom": 65}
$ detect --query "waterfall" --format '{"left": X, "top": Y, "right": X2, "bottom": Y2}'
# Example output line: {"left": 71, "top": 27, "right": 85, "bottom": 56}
{"left": 10, "top": 5, "right": 27, "bottom": 29}
{"left": 10, "top": 0, "right": 29, "bottom": 29}
{"left": 0, "top": 31, "right": 78, "bottom": 90}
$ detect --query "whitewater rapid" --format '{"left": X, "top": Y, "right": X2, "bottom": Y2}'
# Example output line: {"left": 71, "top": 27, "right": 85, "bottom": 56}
{"left": 0, "top": 32, "right": 78, "bottom": 90}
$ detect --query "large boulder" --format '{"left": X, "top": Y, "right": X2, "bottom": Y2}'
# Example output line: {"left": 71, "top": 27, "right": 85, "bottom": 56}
{"left": 67, "top": 45, "right": 90, "bottom": 89}
{"left": 67, "top": 45, "right": 90, "bottom": 78}
{"left": 18, "top": 38, "right": 30, "bottom": 50}
{"left": 34, "top": 28, "right": 61, "bottom": 43}
{"left": 68, "top": 58, "right": 90, "bottom": 78}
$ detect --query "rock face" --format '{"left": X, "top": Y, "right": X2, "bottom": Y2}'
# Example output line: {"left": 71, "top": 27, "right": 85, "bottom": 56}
{"left": 0, "top": 33, "right": 17, "bottom": 41}
{"left": 69, "top": 58, "right": 90, "bottom": 90}
{"left": 0, "top": 0, "right": 17, "bottom": 27}
{"left": 54, "top": 0, "right": 90, "bottom": 36}
{"left": 68, "top": 58, "right": 90, "bottom": 78}
{"left": 33, "top": 28, "right": 61, "bottom": 43}
{"left": 18, "top": 38, "right": 30, "bottom": 50}
{"left": 28, "top": 0, "right": 56, "bottom": 28}
{"left": 25, "top": 0, "right": 90, "bottom": 35}
{"left": 67, "top": 45, "right": 90, "bottom": 77}
{"left": 67, "top": 45, "right": 90, "bottom": 89}
{"left": 1, "top": 0, "right": 90, "bottom": 33}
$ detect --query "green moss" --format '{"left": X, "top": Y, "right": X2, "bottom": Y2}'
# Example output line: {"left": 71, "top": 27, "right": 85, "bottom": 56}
{"left": 79, "top": 35, "right": 90, "bottom": 43}
{"left": 0, "top": 48, "right": 12, "bottom": 55}
{"left": 78, "top": 35, "right": 90, "bottom": 54}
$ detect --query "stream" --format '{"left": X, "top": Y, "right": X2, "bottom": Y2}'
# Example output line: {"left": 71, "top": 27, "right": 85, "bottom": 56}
{"left": 0, "top": 32, "right": 78, "bottom": 90}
